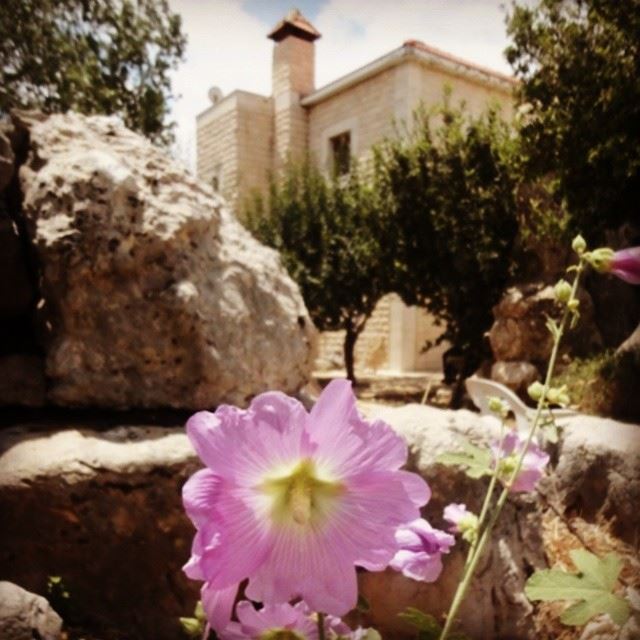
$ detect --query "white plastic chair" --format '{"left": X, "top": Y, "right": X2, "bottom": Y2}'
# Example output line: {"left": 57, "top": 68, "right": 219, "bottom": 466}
{"left": 465, "top": 376, "right": 576, "bottom": 433}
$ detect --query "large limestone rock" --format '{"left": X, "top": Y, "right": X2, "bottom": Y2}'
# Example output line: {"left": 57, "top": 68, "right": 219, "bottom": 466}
{"left": 5, "top": 111, "right": 316, "bottom": 409}
{"left": 553, "top": 413, "right": 640, "bottom": 544}
{"left": 1, "top": 406, "right": 637, "bottom": 640}
{"left": 0, "top": 581, "right": 62, "bottom": 640}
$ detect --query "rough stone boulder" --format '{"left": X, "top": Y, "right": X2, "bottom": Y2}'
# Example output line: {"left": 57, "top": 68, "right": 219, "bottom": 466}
{"left": 2, "top": 110, "right": 316, "bottom": 408}
{"left": 0, "top": 423, "right": 200, "bottom": 640}
{"left": 0, "top": 581, "right": 62, "bottom": 640}
{"left": 489, "top": 283, "right": 601, "bottom": 366}
{"left": 1, "top": 406, "right": 637, "bottom": 640}
{"left": 490, "top": 360, "right": 540, "bottom": 397}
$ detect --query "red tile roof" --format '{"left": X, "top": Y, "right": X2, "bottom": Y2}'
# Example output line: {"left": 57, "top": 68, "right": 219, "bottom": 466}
{"left": 268, "top": 8, "right": 321, "bottom": 42}
{"left": 404, "top": 39, "right": 517, "bottom": 85}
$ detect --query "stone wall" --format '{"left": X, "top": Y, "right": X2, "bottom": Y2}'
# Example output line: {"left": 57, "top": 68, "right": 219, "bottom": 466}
{"left": 314, "top": 294, "right": 447, "bottom": 375}
{"left": 196, "top": 92, "right": 274, "bottom": 211}
{"left": 316, "top": 295, "right": 393, "bottom": 373}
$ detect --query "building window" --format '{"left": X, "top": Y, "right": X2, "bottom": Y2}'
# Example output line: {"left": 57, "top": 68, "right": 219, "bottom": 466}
{"left": 329, "top": 131, "right": 351, "bottom": 176}
{"left": 211, "top": 164, "right": 222, "bottom": 192}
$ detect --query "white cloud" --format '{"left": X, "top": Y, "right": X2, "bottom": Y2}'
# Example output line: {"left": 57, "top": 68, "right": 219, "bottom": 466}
{"left": 169, "top": 0, "right": 514, "bottom": 168}
{"left": 168, "top": 0, "right": 272, "bottom": 166}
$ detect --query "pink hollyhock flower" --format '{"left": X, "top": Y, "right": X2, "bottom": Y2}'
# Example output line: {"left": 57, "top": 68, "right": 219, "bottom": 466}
{"left": 220, "top": 601, "right": 318, "bottom": 640}
{"left": 443, "top": 504, "right": 478, "bottom": 543}
{"left": 389, "top": 518, "right": 454, "bottom": 582}
{"left": 610, "top": 247, "right": 640, "bottom": 285}
{"left": 443, "top": 503, "right": 470, "bottom": 532}
{"left": 220, "top": 601, "right": 377, "bottom": 640}
{"left": 182, "top": 380, "right": 429, "bottom": 631}
{"left": 492, "top": 432, "right": 549, "bottom": 493}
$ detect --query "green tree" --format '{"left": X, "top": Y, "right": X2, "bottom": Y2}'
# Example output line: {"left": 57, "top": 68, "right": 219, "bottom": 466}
{"left": 374, "top": 101, "right": 519, "bottom": 379}
{"left": 245, "top": 161, "right": 388, "bottom": 384}
{"left": 0, "top": 0, "right": 186, "bottom": 144}
{"left": 506, "top": 0, "right": 640, "bottom": 240}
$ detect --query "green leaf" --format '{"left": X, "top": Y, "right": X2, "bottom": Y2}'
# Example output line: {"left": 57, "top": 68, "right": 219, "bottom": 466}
{"left": 525, "top": 550, "right": 630, "bottom": 627}
{"left": 398, "top": 608, "right": 468, "bottom": 640}
{"left": 437, "top": 439, "right": 492, "bottom": 478}
{"left": 399, "top": 608, "right": 441, "bottom": 636}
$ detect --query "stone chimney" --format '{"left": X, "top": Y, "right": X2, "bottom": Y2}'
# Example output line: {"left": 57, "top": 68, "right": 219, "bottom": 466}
{"left": 268, "top": 8, "right": 320, "bottom": 168}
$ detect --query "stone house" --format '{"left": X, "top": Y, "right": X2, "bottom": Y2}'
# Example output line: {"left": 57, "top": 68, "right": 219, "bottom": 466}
{"left": 196, "top": 9, "right": 515, "bottom": 375}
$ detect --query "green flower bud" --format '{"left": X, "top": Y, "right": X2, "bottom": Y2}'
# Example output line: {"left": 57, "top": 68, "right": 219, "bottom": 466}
{"left": 572, "top": 234, "right": 587, "bottom": 255}
{"left": 567, "top": 298, "right": 580, "bottom": 312}
{"left": 554, "top": 279, "right": 572, "bottom": 303}
{"left": 586, "top": 247, "right": 615, "bottom": 273}
{"left": 547, "top": 385, "right": 570, "bottom": 407}
{"left": 194, "top": 601, "right": 206, "bottom": 622}
{"left": 488, "top": 396, "right": 508, "bottom": 417}
{"left": 459, "top": 512, "right": 479, "bottom": 544}
{"left": 180, "top": 617, "right": 203, "bottom": 638}
{"left": 547, "top": 387, "right": 560, "bottom": 404}
{"left": 527, "top": 381, "right": 545, "bottom": 402}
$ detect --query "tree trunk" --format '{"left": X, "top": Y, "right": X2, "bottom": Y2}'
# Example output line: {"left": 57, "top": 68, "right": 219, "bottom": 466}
{"left": 343, "top": 314, "right": 370, "bottom": 385}
{"left": 344, "top": 318, "right": 358, "bottom": 385}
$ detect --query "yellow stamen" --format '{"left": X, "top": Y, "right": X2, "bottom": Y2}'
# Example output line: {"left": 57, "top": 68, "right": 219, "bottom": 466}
{"left": 261, "top": 458, "right": 343, "bottom": 527}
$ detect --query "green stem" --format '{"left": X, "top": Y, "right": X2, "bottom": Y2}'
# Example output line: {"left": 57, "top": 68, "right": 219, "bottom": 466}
{"left": 317, "top": 612, "right": 326, "bottom": 640}
{"left": 438, "top": 261, "right": 584, "bottom": 640}
{"left": 463, "top": 419, "right": 505, "bottom": 571}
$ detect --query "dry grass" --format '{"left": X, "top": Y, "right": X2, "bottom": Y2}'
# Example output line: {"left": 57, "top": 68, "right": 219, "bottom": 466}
{"left": 533, "top": 511, "right": 640, "bottom": 639}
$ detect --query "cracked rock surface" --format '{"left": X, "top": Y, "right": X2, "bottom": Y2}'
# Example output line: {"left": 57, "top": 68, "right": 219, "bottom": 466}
{"left": 1, "top": 110, "right": 316, "bottom": 409}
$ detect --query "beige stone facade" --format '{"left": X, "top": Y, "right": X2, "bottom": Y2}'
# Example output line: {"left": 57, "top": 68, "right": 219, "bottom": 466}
{"left": 196, "top": 9, "right": 515, "bottom": 375}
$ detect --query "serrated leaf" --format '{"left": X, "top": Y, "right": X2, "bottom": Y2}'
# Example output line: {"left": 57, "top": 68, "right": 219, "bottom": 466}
{"left": 437, "top": 439, "right": 492, "bottom": 478}
{"left": 561, "top": 593, "right": 630, "bottom": 626}
{"left": 525, "top": 550, "right": 630, "bottom": 627}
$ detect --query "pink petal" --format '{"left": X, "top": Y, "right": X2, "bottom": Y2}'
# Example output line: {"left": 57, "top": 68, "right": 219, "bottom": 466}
{"left": 182, "top": 468, "right": 223, "bottom": 528}
{"left": 246, "top": 526, "right": 358, "bottom": 615}
{"left": 335, "top": 470, "right": 428, "bottom": 571}
{"left": 201, "top": 581, "right": 239, "bottom": 631}
{"left": 611, "top": 247, "right": 640, "bottom": 284}
{"left": 197, "top": 486, "right": 273, "bottom": 588}
{"left": 309, "top": 381, "right": 408, "bottom": 476}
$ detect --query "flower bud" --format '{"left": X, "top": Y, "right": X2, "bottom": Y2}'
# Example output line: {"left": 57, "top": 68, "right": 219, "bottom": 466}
{"left": 567, "top": 299, "right": 580, "bottom": 312}
{"left": 527, "top": 381, "right": 545, "bottom": 402}
{"left": 488, "top": 396, "right": 508, "bottom": 417}
{"left": 586, "top": 247, "right": 615, "bottom": 273}
{"left": 572, "top": 234, "right": 587, "bottom": 255}
{"left": 554, "top": 279, "right": 572, "bottom": 303}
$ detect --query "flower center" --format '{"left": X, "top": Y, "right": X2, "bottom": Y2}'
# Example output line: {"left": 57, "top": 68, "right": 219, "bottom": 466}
{"left": 259, "top": 630, "right": 306, "bottom": 640}
{"left": 261, "top": 458, "right": 344, "bottom": 527}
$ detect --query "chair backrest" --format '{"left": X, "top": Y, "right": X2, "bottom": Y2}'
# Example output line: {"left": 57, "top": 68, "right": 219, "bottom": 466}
{"left": 465, "top": 376, "right": 531, "bottom": 432}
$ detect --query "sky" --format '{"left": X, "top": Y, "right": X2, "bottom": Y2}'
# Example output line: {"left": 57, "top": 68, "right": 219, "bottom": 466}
{"left": 168, "top": 0, "right": 516, "bottom": 167}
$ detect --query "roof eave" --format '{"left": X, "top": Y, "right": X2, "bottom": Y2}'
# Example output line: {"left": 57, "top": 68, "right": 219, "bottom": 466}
{"left": 301, "top": 44, "right": 516, "bottom": 108}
